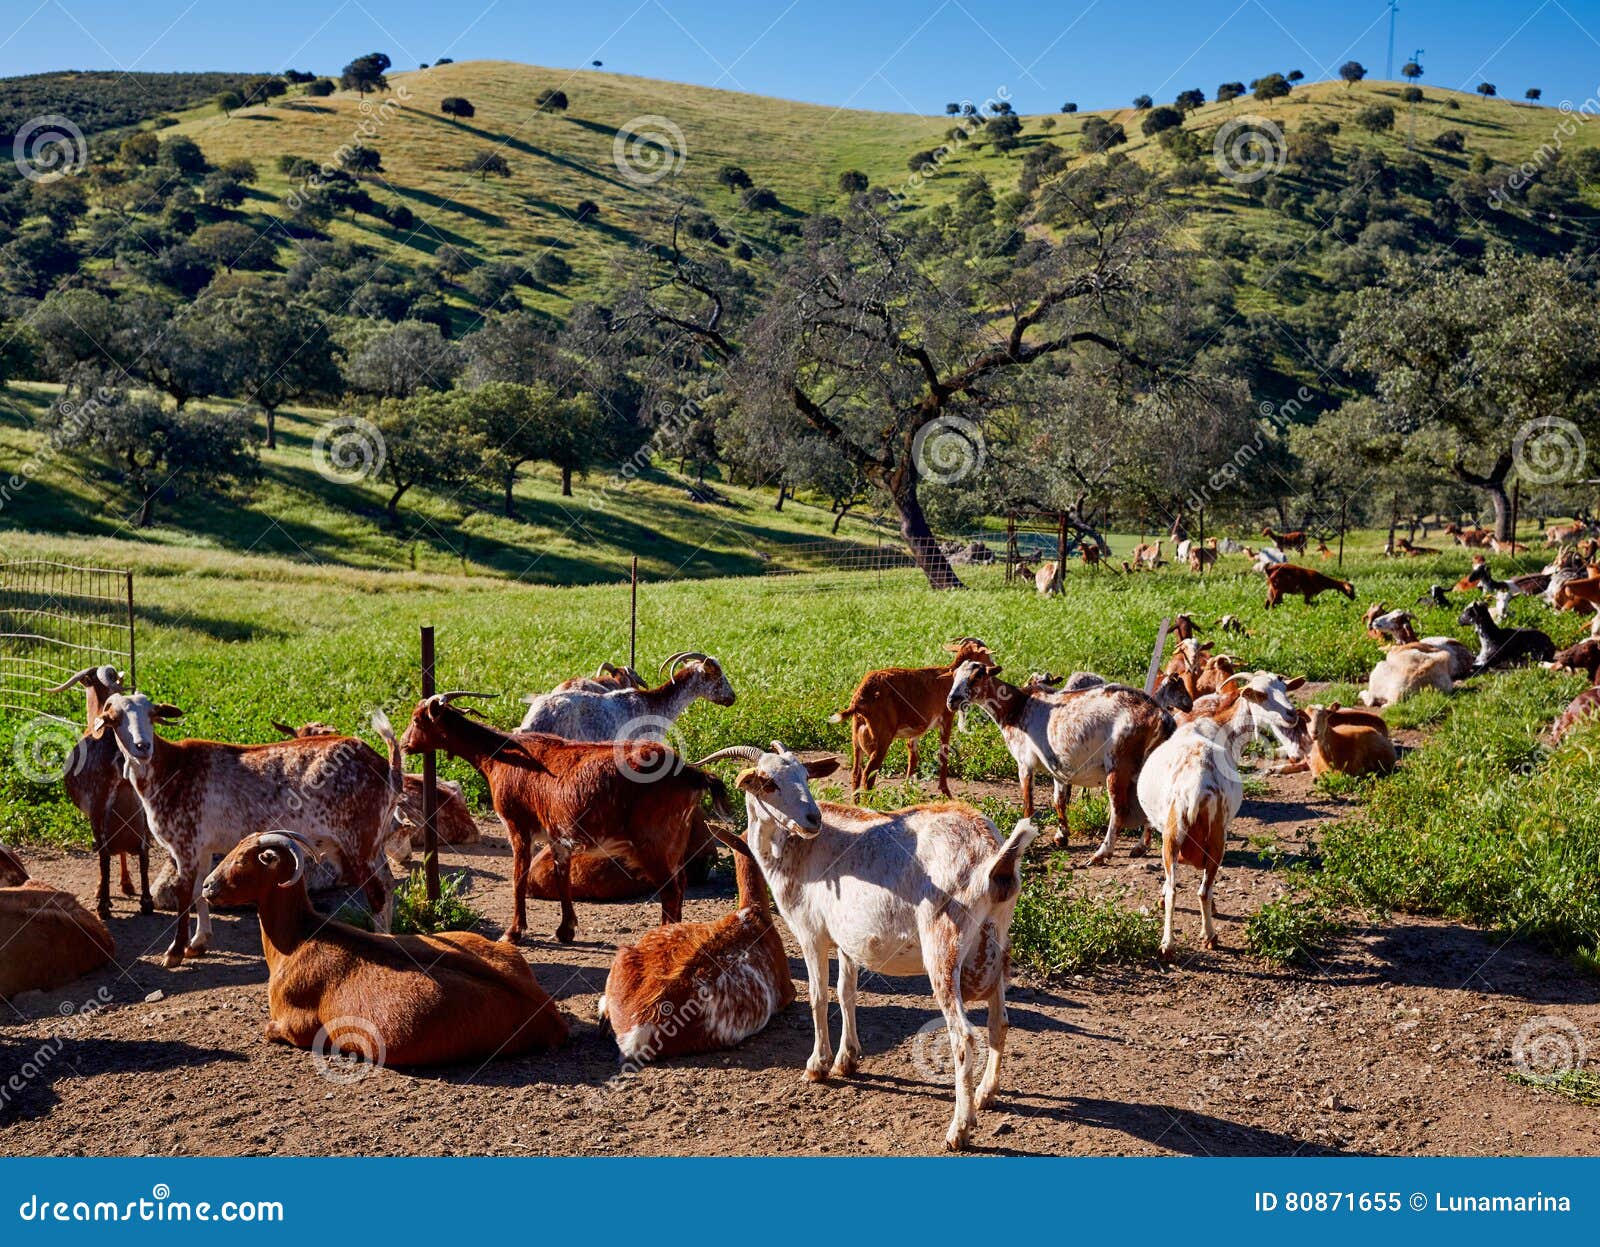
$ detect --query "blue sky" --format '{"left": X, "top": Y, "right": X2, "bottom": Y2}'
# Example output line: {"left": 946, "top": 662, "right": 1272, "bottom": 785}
{"left": 3, "top": 0, "right": 1598, "bottom": 113}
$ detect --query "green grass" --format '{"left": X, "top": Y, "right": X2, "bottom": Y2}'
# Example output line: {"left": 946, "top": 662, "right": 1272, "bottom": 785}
{"left": 1010, "top": 857, "right": 1162, "bottom": 974}
{"left": 1506, "top": 1069, "right": 1600, "bottom": 1107}
{"left": 1246, "top": 891, "right": 1346, "bottom": 966}
{"left": 392, "top": 867, "right": 484, "bottom": 935}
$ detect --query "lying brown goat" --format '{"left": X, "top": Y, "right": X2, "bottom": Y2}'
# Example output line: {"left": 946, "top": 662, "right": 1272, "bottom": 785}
{"left": 202, "top": 831, "right": 567, "bottom": 1064}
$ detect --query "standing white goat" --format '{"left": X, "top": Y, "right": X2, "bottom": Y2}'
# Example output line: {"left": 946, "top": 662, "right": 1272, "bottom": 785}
{"left": 699, "top": 741, "right": 1037, "bottom": 1151}
{"left": 519, "top": 652, "right": 734, "bottom": 738}
{"left": 1138, "top": 672, "right": 1303, "bottom": 960}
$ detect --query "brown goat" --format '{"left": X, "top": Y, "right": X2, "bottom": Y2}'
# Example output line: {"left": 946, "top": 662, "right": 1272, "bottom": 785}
{"left": 271, "top": 721, "right": 480, "bottom": 853}
{"left": 0, "top": 846, "right": 115, "bottom": 999}
{"left": 48, "top": 666, "right": 156, "bottom": 917}
{"left": 1260, "top": 526, "right": 1309, "bottom": 553}
{"left": 1545, "top": 638, "right": 1600, "bottom": 682}
{"left": 202, "top": 832, "right": 567, "bottom": 1064}
{"left": 1265, "top": 563, "right": 1356, "bottom": 609}
{"left": 599, "top": 817, "right": 794, "bottom": 1063}
{"left": 398, "top": 693, "right": 748, "bottom": 943}
{"left": 1552, "top": 687, "right": 1600, "bottom": 744}
{"left": 829, "top": 638, "right": 993, "bottom": 796}
{"left": 1304, "top": 703, "right": 1396, "bottom": 778}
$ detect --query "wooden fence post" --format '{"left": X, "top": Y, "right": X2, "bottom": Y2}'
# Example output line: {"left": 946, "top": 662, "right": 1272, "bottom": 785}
{"left": 629, "top": 556, "right": 639, "bottom": 672}
{"left": 420, "top": 625, "right": 440, "bottom": 903}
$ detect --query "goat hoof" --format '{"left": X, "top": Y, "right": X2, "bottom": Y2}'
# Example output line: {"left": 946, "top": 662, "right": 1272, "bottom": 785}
{"left": 97, "top": 904, "right": 112, "bottom": 920}
{"left": 1129, "top": 843, "right": 1148, "bottom": 858}
{"left": 944, "top": 1126, "right": 971, "bottom": 1152}
{"left": 1203, "top": 935, "right": 1220, "bottom": 951}
{"left": 1049, "top": 829, "right": 1067, "bottom": 849}
{"left": 1087, "top": 851, "right": 1110, "bottom": 866}
{"left": 184, "top": 943, "right": 208, "bottom": 959}
{"left": 803, "top": 1064, "right": 829, "bottom": 1084}
{"left": 1157, "top": 944, "right": 1176, "bottom": 964}
{"left": 555, "top": 926, "right": 576, "bottom": 945}
{"left": 829, "top": 1052, "right": 859, "bottom": 1078}
{"left": 140, "top": 900, "right": 154, "bottom": 915}
{"left": 162, "top": 950, "right": 185, "bottom": 969}
{"left": 498, "top": 932, "right": 521, "bottom": 946}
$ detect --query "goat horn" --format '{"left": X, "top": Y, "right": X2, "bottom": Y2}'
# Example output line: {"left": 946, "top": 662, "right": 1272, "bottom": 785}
{"left": 254, "top": 830, "right": 319, "bottom": 888}
{"left": 659, "top": 651, "right": 709, "bottom": 674}
{"left": 433, "top": 690, "right": 496, "bottom": 705}
{"left": 44, "top": 667, "right": 99, "bottom": 694}
{"left": 696, "top": 745, "right": 765, "bottom": 766}
{"left": 596, "top": 661, "right": 620, "bottom": 677}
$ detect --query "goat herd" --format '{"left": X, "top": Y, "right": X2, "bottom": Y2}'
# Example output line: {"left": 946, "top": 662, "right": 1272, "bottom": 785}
{"left": 4, "top": 537, "right": 1600, "bottom": 1151}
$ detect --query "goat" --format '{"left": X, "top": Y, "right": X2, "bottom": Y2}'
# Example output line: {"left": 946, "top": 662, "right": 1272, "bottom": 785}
{"left": 708, "top": 742, "right": 1036, "bottom": 1150}
{"left": 1215, "top": 614, "right": 1248, "bottom": 636}
{"left": 1395, "top": 537, "right": 1439, "bottom": 557}
{"left": 1034, "top": 562, "right": 1063, "bottom": 595}
{"left": 519, "top": 652, "right": 735, "bottom": 738}
{"left": 0, "top": 843, "right": 116, "bottom": 998}
{"left": 1137, "top": 672, "right": 1303, "bottom": 960}
{"left": 1551, "top": 688, "right": 1600, "bottom": 744}
{"left": 1553, "top": 573, "right": 1600, "bottom": 615}
{"left": 550, "top": 662, "right": 646, "bottom": 694}
{"left": 1249, "top": 546, "right": 1289, "bottom": 571}
{"left": 93, "top": 693, "right": 403, "bottom": 967}
{"left": 1464, "top": 559, "right": 1549, "bottom": 603}
{"left": 271, "top": 721, "right": 479, "bottom": 858}
{"left": 1490, "top": 539, "right": 1529, "bottom": 555}
{"left": 1359, "top": 646, "right": 1455, "bottom": 707}
{"left": 46, "top": 665, "right": 155, "bottom": 918}
{"left": 829, "top": 638, "right": 992, "bottom": 796}
{"left": 1417, "top": 584, "right": 1451, "bottom": 609}
{"left": 1364, "top": 603, "right": 1418, "bottom": 644}
{"left": 598, "top": 764, "right": 799, "bottom": 1063}
{"left": 1260, "top": 526, "right": 1308, "bottom": 553}
{"left": 523, "top": 820, "right": 717, "bottom": 902}
{"left": 202, "top": 831, "right": 567, "bottom": 1063}
{"left": 1545, "top": 638, "right": 1600, "bottom": 682}
{"left": 1130, "top": 540, "right": 1163, "bottom": 569}
{"left": 1080, "top": 543, "right": 1102, "bottom": 570}
{"left": 1189, "top": 545, "right": 1218, "bottom": 573}
{"left": 1458, "top": 601, "right": 1556, "bottom": 672}
{"left": 948, "top": 662, "right": 1172, "bottom": 860}
{"left": 1446, "top": 523, "right": 1493, "bottom": 548}
{"left": 1264, "top": 563, "right": 1355, "bottom": 609}
{"left": 1303, "top": 703, "right": 1395, "bottom": 778}
{"left": 1546, "top": 521, "right": 1590, "bottom": 547}
{"left": 399, "top": 692, "right": 747, "bottom": 944}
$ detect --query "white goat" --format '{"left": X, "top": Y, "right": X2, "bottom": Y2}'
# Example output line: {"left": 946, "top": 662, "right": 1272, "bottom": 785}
{"left": 1139, "top": 672, "right": 1303, "bottom": 959}
{"left": 1358, "top": 646, "right": 1454, "bottom": 707}
{"left": 702, "top": 741, "right": 1037, "bottom": 1151}
{"left": 519, "top": 652, "right": 734, "bottom": 738}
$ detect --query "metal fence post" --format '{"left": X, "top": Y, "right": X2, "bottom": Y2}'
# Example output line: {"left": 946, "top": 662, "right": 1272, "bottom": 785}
{"left": 420, "top": 625, "right": 440, "bottom": 904}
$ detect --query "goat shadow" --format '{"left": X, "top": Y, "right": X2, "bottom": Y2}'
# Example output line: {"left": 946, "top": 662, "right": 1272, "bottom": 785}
{"left": 0, "top": 1037, "right": 246, "bottom": 1123}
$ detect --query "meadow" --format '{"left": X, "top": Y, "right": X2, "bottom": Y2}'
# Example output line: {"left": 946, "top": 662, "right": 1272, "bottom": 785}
{"left": 4, "top": 522, "right": 1595, "bottom": 971}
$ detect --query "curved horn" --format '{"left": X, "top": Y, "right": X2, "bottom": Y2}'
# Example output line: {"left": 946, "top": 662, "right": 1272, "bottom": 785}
{"left": 254, "top": 830, "right": 319, "bottom": 888}
{"left": 659, "top": 651, "right": 709, "bottom": 675}
{"left": 433, "top": 690, "right": 496, "bottom": 706}
{"left": 596, "top": 661, "right": 620, "bottom": 677}
{"left": 696, "top": 745, "right": 765, "bottom": 766}
{"left": 44, "top": 667, "right": 99, "bottom": 694}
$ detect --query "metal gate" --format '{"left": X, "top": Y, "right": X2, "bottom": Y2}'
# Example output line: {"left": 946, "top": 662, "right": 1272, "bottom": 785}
{"left": 0, "top": 560, "right": 136, "bottom": 724}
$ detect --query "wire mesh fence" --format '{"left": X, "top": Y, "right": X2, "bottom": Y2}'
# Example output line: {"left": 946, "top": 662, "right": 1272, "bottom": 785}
{"left": 0, "top": 560, "right": 135, "bottom": 725}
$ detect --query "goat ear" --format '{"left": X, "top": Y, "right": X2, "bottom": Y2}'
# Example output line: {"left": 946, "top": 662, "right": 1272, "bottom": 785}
{"left": 734, "top": 767, "right": 777, "bottom": 795}
{"left": 985, "top": 664, "right": 1003, "bottom": 677}
{"left": 89, "top": 708, "right": 117, "bottom": 739}
{"left": 270, "top": 720, "right": 296, "bottom": 738}
{"left": 804, "top": 757, "right": 839, "bottom": 780}
{"left": 1327, "top": 700, "right": 1342, "bottom": 713}
{"left": 150, "top": 703, "right": 184, "bottom": 723}
{"left": 1239, "top": 685, "right": 1266, "bottom": 703}
{"left": 1283, "top": 676, "right": 1306, "bottom": 692}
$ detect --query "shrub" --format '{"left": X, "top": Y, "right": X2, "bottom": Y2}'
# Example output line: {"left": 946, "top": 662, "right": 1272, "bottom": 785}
{"left": 305, "top": 78, "right": 335, "bottom": 97}
{"left": 1435, "top": 128, "right": 1466, "bottom": 152}
{"left": 392, "top": 867, "right": 482, "bottom": 935}
{"left": 1010, "top": 861, "right": 1161, "bottom": 975}
{"left": 440, "top": 96, "right": 474, "bottom": 118}
{"left": 1141, "top": 105, "right": 1183, "bottom": 136}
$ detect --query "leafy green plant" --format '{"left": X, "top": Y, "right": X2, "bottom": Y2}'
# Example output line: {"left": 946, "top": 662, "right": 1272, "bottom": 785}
{"left": 392, "top": 866, "right": 483, "bottom": 935}
{"left": 1246, "top": 893, "right": 1344, "bottom": 965}
{"left": 1010, "top": 860, "right": 1160, "bottom": 974}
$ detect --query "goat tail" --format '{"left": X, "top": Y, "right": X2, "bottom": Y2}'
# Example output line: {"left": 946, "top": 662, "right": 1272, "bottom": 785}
{"left": 985, "top": 818, "right": 1039, "bottom": 906}
{"left": 371, "top": 707, "right": 405, "bottom": 805}
{"left": 701, "top": 771, "right": 734, "bottom": 819}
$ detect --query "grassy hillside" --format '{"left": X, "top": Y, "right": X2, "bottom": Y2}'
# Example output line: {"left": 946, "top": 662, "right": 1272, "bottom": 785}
{"left": 0, "top": 381, "right": 894, "bottom": 583}
{"left": 132, "top": 64, "right": 1600, "bottom": 316}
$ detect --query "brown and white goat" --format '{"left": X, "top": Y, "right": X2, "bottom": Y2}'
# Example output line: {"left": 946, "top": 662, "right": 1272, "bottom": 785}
{"left": 271, "top": 720, "right": 480, "bottom": 857}
{"left": 398, "top": 693, "right": 748, "bottom": 944}
{"left": 711, "top": 742, "right": 1036, "bottom": 1150}
{"left": 1359, "top": 646, "right": 1454, "bottom": 707}
{"left": 829, "top": 637, "right": 993, "bottom": 796}
{"left": 93, "top": 693, "right": 404, "bottom": 967}
{"left": 47, "top": 665, "right": 156, "bottom": 917}
{"left": 0, "top": 843, "right": 115, "bottom": 999}
{"left": 1545, "top": 638, "right": 1600, "bottom": 683}
{"left": 1137, "top": 673, "right": 1304, "bottom": 959}
{"left": 550, "top": 662, "right": 646, "bottom": 694}
{"left": 202, "top": 832, "right": 567, "bottom": 1064}
{"left": 948, "top": 662, "right": 1173, "bottom": 860}
{"left": 599, "top": 760, "right": 797, "bottom": 1063}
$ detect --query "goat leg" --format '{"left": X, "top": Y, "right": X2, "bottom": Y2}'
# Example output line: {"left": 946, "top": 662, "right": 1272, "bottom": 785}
{"left": 118, "top": 851, "right": 135, "bottom": 896}
{"left": 96, "top": 846, "right": 112, "bottom": 919}
{"left": 138, "top": 839, "right": 154, "bottom": 915}
{"left": 551, "top": 844, "right": 577, "bottom": 944}
{"left": 936, "top": 717, "right": 954, "bottom": 797}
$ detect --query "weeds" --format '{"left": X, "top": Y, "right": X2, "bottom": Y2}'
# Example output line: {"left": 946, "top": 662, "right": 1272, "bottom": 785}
{"left": 1010, "top": 859, "right": 1161, "bottom": 974}
{"left": 392, "top": 867, "right": 483, "bottom": 935}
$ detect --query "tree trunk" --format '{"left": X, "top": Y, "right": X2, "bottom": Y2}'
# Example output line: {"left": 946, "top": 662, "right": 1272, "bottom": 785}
{"left": 774, "top": 483, "right": 786, "bottom": 512}
{"left": 386, "top": 483, "right": 410, "bottom": 527}
{"left": 136, "top": 495, "right": 153, "bottom": 527}
{"left": 264, "top": 406, "right": 277, "bottom": 450}
{"left": 1455, "top": 450, "right": 1514, "bottom": 540}
{"left": 503, "top": 468, "right": 518, "bottom": 520}
{"left": 560, "top": 466, "right": 573, "bottom": 497}
{"left": 889, "top": 469, "right": 962, "bottom": 590}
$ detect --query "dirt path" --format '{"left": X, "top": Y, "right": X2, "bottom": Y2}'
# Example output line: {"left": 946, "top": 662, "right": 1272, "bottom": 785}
{"left": 3, "top": 737, "right": 1597, "bottom": 1157}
